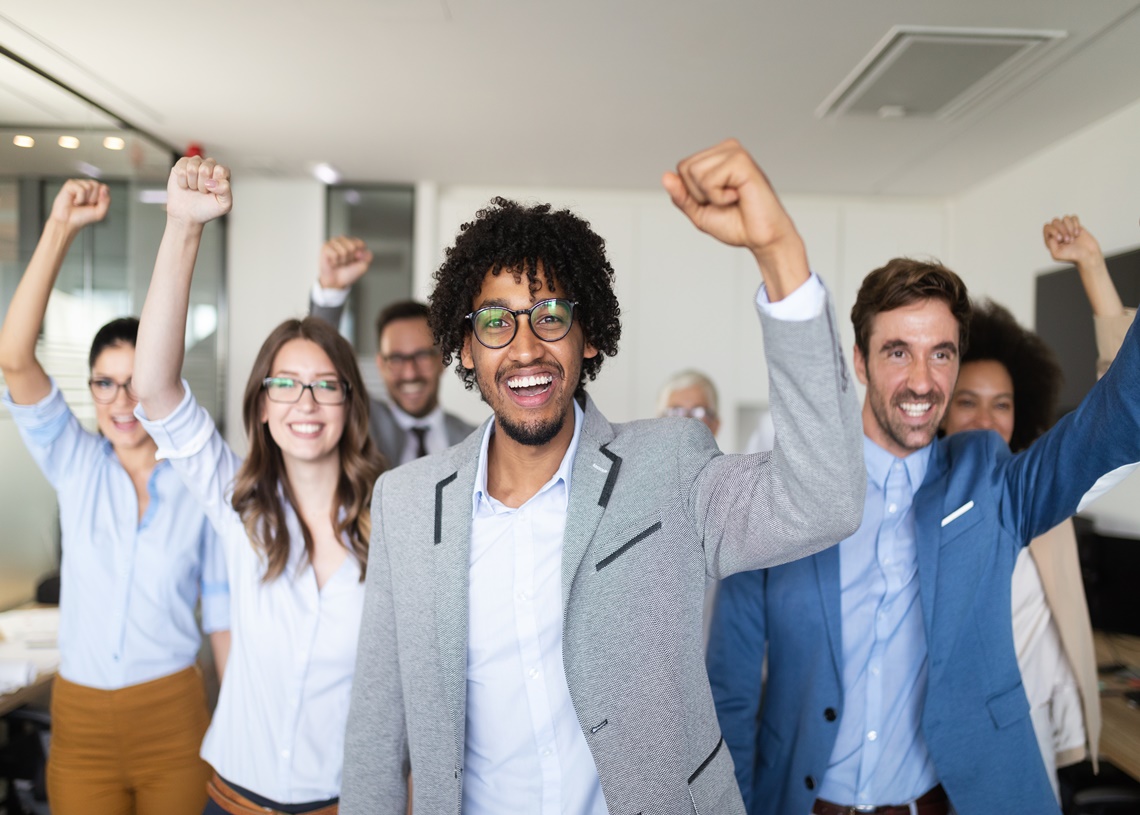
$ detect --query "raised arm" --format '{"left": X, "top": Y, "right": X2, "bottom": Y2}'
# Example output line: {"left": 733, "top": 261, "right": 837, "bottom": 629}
{"left": 0, "top": 181, "right": 109, "bottom": 403}
{"left": 133, "top": 157, "right": 232, "bottom": 420}
{"left": 310, "top": 236, "right": 372, "bottom": 327}
{"left": 1044, "top": 214, "right": 1123, "bottom": 318}
{"left": 663, "top": 138, "right": 808, "bottom": 301}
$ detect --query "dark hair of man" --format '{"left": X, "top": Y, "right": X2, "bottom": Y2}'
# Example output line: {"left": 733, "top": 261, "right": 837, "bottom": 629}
{"left": 88, "top": 317, "right": 139, "bottom": 368}
{"left": 962, "top": 299, "right": 1063, "bottom": 452}
{"left": 376, "top": 300, "right": 430, "bottom": 344}
{"left": 429, "top": 197, "right": 621, "bottom": 396}
{"left": 851, "top": 257, "right": 971, "bottom": 360}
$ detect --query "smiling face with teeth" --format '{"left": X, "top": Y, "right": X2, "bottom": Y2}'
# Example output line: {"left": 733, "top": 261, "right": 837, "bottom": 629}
{"left": 377, "top": 316, "right": 445, "bottom": 419}
{"left": 461, "top": 269, "right": 597, "bottom": 449}
{"left": 259, "top": 338, "right": 347, "bottom": 466}
{"left": 90, "top": 343, "right": 154, "bottom": 454}
{"left": 854, "top": 298, "right": 960, "bottom": 459}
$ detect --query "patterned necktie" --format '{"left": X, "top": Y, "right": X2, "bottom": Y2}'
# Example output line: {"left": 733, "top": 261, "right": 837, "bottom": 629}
{"left": 411, "top": 426, "right": 429, "bottom": 459}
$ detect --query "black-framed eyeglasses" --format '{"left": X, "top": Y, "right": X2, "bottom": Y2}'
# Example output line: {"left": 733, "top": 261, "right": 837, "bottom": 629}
{"left": 380, "top": 348, "right": 440, "bottom": 368}
{"left": 88, "top": 377, "right": 135, "bottom": 404}
{"left": 262, "top": 377, "right": 349, "bottom": 405}
{"left": 465, "top": 298, "right": 578, "bottom": 349}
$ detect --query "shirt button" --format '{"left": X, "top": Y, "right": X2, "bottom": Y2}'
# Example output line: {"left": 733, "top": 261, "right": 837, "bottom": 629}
{"left": 516, "top": 591, "right": 529, "bottom": 602}
{"left": 870, "top": 665, "right": 880, "bottom": 677}
{"left": 281, "top": 748, "right": 290, "bottom": 758}
{"left": 528, "top": 667, "right": 539, "bottom": 679}
{"left": 867, "top": 730, "right": 878, "bottom": 742}
{"left": 541, "top": 748, "right": 553, "bottom": 757}
{"left": 888, "top": 503, "right": 898, "bottom": 514}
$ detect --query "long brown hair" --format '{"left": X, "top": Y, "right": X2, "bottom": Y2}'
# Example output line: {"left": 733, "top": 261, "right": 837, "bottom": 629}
{"left": 231, "top": 317, "right": 384, "bottom": 582}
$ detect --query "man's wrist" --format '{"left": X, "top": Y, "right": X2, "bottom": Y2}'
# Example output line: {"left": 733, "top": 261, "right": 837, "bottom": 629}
{"left": 750, "top": 233, "right": 809, "bottom": 302}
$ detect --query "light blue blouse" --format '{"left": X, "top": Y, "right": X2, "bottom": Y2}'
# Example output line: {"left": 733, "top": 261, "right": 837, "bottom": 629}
{"left": 4, "top": 381, "right": 228, "bottom": 690}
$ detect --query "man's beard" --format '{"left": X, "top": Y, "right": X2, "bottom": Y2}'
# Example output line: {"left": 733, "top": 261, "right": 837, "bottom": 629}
{"left": 476, "top": 360, "right": 571, "bottom": 447}
{"left": 868, "top": 384, "right": 945, "bottom": 454}
{"left": 498, "top": 411, "right": 566, "bottom": 446}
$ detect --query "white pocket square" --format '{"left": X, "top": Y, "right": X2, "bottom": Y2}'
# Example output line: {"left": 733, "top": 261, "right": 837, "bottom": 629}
{"left": 941, "top": 500, "right": 975, "bottom": 527}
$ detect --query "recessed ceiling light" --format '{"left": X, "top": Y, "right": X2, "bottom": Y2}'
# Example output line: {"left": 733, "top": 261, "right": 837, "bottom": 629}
{"left": 13, "top": 135, "right": 35, "bottom": 148}
{"left": 103, "top": 136, "right": 125, "bottom": 150}
{"left": 76, "top": 161, "right": 102, "bottom": 178}
{"left": 312, "top": 163, "right": 340, "bottom": 185}
{"left": 58, "top": 136, "right": 80, "bottom": 149}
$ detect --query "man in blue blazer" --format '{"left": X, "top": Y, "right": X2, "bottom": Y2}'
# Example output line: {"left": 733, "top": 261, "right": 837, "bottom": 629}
{"left": 707, "top": 256, "right": 1140, "bottom": 815}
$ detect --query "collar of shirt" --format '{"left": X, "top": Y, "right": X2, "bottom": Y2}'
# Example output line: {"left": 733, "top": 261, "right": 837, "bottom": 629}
{"left": 472, "top": 399, "right": 584, "bottom": 517}
{"left": 388, "top": 400, "right": 444, "bottom": 433}
{"left": 862, "top": 434, "right": 932, "bottom": 494}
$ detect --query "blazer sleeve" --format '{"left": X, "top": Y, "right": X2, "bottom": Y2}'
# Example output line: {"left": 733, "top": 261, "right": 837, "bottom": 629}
{"left": 309, "top": 295, "right": 346, "bottom": 328}
{"left": 690, "top": 294, "right": 865, "bottom": 578}
{"left": 340, "top": 472, "right": 411, "bottom": 814}
{"left": 707, "top": 569, "right": 769, "bottom": 812}
{"left": 1000, "top": 313, "right": 1140, "bottom": 543}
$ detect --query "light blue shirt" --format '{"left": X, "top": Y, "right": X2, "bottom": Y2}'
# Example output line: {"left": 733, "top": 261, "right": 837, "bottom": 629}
{"left": 818, "top": 435, "right": 938, "bottom": 807}
{"left": 4, "top": 382, "right": 228, "bottom": 690}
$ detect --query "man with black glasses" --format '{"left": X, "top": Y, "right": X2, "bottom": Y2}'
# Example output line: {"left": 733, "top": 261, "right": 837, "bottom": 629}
{"left": 310, "top": 239, "right": 475, "bottom": 465}
{"left": 340, "top": 139, "right": 866, "bottom": 815}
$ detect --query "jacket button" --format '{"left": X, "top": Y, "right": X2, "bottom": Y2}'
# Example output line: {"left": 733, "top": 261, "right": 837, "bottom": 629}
{"left": 824, "top": 707, "right": 837, "bottom": 722}
{"left": 805, "top": 776, "right": 815, "bottom": 790}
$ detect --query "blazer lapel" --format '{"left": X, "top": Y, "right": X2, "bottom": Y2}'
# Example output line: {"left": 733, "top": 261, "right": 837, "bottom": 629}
{"left": 432, "top": 434, "right": 480, "bottom": 760}
{"left": 561, "top": 396, "right": 617, "bottom": 611}
{"left": 914, "top": 442, "right": 949, "bottom": 670}
{"left": 813, "top": 546, "right": 844, "bottom": 677}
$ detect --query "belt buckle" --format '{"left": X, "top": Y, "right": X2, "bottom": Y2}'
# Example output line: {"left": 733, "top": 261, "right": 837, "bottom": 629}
{"left": 850, "top": 807, "right": 879, "bottom": 814}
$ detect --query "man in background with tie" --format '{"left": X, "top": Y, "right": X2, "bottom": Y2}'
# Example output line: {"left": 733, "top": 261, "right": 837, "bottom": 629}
{"left": 310, "top": 236, "right": 476, "bottom": 465}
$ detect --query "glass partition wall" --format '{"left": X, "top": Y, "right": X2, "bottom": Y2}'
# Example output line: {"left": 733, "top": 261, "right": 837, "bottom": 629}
{"left": 0, "top": 50, "right": 226, "bottom": 609}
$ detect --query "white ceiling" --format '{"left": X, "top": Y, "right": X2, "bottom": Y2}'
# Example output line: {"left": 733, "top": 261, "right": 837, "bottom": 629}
{"left": 1, "top": 0, "right": 1139, "bottom": 195}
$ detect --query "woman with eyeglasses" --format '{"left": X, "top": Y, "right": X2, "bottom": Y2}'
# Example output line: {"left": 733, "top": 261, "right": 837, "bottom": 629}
{"left": 131, "top": 156, "right": 384, "bottom": 815}
{"left": 0, "top": 180, "right": 230, "bottom": 815}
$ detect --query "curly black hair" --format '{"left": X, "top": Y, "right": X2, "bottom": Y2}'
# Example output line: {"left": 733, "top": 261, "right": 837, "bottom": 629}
{"left": 962, "top": 299, "right": 1063, "bottom": 452}
{"left": 429, "top": 197, "right": 621, "bottom": 396}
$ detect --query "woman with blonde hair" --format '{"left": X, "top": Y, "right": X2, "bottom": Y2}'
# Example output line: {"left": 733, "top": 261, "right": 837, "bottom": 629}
{"left": 132, "top": 156, "right": 384, "bottom": 814}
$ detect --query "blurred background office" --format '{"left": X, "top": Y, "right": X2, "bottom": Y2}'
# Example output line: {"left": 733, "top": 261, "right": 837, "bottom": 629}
{"left": 2, "top": 3, "right": 1140, "bottom": 807}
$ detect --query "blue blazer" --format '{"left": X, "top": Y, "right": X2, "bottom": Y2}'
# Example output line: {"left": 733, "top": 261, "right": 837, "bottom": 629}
{"left": 707, "top": 318, "right": 1140, "bottom": 815}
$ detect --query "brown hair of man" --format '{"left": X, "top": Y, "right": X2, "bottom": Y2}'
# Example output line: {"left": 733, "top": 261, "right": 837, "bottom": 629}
{"left": 851, "top": 257, "right": 971, "bottom": 359}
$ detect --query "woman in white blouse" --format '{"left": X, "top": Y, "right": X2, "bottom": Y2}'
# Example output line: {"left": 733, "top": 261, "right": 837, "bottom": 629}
{"left": 132, "top": 156, "right": 384, "bottom": 814}
{"left": 0, "top": 181, "right": 229, "bottom": 815}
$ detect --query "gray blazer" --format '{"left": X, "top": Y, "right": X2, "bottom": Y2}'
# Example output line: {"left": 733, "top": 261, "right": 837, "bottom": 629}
{"left": 309, "top": 297, "right": 476, "bottom": 465}
{"left": 368, "top": 399, "right": 475, "bottom": 469}
{"left": 341, "top": 299, "right": 865, "bottom": 815}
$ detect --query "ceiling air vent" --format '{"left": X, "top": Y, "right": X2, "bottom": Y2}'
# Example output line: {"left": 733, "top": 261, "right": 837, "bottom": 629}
{"left": 817, "top": 26, "right": 1066, "bottom": 121}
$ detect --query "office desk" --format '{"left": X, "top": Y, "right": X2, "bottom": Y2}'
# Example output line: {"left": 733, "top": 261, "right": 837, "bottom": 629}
{"left": 0, "top": 672, "right": 52, "bottom": 718}
{"left": 1094, "top": 630, "right": 1140, "bottom": 782}
{"left": 0, "top": 606, "right": 58, "bottom": 717}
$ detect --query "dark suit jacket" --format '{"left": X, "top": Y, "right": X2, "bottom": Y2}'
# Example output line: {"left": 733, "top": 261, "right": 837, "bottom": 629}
{"left": 309, "top": 296, "right": 476, "bottom": 465}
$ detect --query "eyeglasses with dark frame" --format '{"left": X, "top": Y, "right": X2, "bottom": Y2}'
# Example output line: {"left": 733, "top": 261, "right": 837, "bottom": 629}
{"left": 262, "top": 376, "right": 349, "bottom": 405}
{"left": 380, "top": 348, "right": 440, "bottom": 368}
{"left": 465, "top": 298, "right": 578, "bottom": 349}
{"left": 88, "top": 377, "right": 136, "bottom": 404}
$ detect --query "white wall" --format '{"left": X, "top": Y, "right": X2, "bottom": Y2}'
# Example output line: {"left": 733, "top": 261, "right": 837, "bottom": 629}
{"left": 949, "top": 95, "right": 1140, "bottom": 535}
{"left": 224, "top": 178, "right": 326, "bottom": 453}
{"left": 433, "top": 187, "right": 949, "bottom": 451}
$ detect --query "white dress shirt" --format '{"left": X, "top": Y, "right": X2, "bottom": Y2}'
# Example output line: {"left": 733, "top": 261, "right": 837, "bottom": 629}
{"left": 388, "top": 401, "right": 448, "bottom": 464}
{"left": 137, "top": 386, "right": 363, "bottom": 803}
{"left": 462, "top": 275, "right": 824, "bottom": 814}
